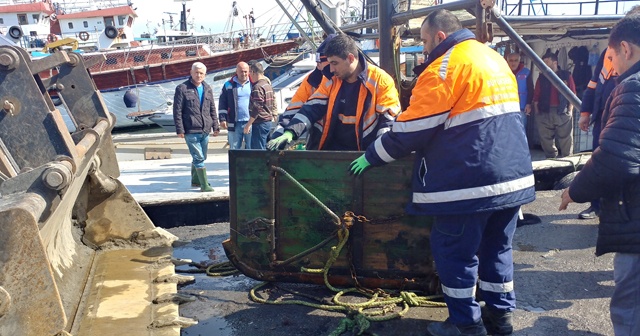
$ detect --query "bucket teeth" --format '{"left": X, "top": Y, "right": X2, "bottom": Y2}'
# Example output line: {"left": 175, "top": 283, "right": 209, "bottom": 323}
{"left": 150, "top": 316, "right": 199, "bottom": 329}
{"left": 153, "top": 293, "right": 196, "bottom": 304}
{"left": 154, "top": 274, "right": 196, "bottom": 286}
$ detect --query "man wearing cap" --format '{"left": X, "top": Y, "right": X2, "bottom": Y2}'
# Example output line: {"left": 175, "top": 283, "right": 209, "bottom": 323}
{"left": 268, "top": 33, "right": 401, "bottom": 151}
{"left": 270, "top": 34, "right": 336, "bottom": 149}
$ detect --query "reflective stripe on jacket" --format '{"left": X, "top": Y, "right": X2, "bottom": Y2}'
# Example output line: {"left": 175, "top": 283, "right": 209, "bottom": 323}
{"left": 365, "top": 32, "right": 535, "bottom": 215}
{"left": 285, "top": 52, "right": 401, "bottom": 150}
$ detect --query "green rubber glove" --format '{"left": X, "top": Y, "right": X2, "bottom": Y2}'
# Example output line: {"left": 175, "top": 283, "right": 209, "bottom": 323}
{"left": 267, "top": 131, "right": 294, "bottom": 151}
{"left": 349, "top": 154, "right": 371, "bottom": 176}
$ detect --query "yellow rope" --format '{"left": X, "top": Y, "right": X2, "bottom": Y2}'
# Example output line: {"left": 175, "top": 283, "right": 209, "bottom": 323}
{"left": 249, "top": 224, "right": 447, "bottom": 335}
{"left": 205, "top": 261, "right": 241, "bottom": 277}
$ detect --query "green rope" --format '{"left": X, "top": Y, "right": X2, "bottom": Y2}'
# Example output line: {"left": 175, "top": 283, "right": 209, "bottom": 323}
{"left": 205, "top": 261, "right": 241, "bottom": 276}
{"left": 250, "top": 226, "right": 447, "bottom": 335}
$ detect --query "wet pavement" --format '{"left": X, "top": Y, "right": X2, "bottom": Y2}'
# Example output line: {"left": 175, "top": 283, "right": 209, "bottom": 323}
{"left": 165, "top": 191, "right": 614, "bottom": 336}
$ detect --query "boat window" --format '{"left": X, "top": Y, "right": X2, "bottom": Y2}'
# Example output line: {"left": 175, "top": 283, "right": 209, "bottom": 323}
{"left": 186, "top": 50, "right": 197, "bottom": 57}
{"left": 83, "top": 21, "right": 88, "bottom": 28}
{"left": 106, "top": 58, "right": 118, "bottom": 65}
{"left": 118, "top": 15, "right": 126, "bottom": 26}
{"left": 161, "top": 52, "right": 172, "bottom": 59}
{"left": 18, "top": 14, "right": 27, "bottom": 25}
{"left": 133, "top": 55, "right": 145, "bottom": 62}
{"left": 0, "top": 18, "right": 3, "bottom": 24}
{"left": 32, "top": 14, "right": 39, "bottom": 24}
{"left": 68, "top": 22, "right": 73, "bottom": 29}
{"left": 104, "top": 17, "right": 114, "bottom": 27}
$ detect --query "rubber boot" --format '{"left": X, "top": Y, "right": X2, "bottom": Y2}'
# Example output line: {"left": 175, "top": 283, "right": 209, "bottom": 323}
{"left": 195, "top": 168, "right": 214, "bottom": 192}
{"left": 191, "top": 165, "right": 200, "bottom": 187}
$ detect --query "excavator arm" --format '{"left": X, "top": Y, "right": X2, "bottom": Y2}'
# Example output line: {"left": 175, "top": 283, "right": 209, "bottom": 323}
{"left": 0, "top": 46, "right": 194, "bottom": 335}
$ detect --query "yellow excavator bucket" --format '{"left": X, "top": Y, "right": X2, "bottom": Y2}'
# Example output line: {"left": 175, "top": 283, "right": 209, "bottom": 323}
{"left": 0, "top": 46, "right": 194, "bottom": 335}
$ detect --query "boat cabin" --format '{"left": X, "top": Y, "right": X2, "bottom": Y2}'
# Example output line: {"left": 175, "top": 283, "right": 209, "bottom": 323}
{"left": 51, "top": 5, "right": 137, "bottom": 51}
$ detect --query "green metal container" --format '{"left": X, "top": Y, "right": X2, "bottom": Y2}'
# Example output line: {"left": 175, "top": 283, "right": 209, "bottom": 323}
{"left": 223, "top": 150, "right": 438, "bottom": 291}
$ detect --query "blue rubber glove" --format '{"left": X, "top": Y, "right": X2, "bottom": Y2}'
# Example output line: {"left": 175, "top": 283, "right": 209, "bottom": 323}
{"left": 349, "top": 154, "right": 371, "bottom": 176}
{"left": 267, "top": 131, "right": 294, "bottom": 151}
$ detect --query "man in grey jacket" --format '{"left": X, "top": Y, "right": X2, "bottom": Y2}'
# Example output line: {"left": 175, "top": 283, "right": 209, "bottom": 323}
{"left": 560, "top": 14, "right": 640, "bottom": 336}
{"left": 173, "top": 62, "right": 220, "bottom": 192}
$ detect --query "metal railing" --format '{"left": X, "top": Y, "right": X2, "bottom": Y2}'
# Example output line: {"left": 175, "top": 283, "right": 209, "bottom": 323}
{"left": 500, "top": 0, "right": 639, "bottom": 16}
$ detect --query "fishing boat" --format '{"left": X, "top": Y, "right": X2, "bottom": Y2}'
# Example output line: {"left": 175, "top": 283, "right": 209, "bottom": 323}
{"left": 0, "top": 0, "right": 300, "bottom": 129}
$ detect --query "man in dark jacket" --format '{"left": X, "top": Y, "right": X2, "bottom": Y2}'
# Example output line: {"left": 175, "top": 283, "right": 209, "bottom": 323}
{"left": 173, "top": 62, "right": 220, "bottom": 192}
{"left": 219, "top": 62, "right": 252, "bottom": 149}
{"left": 560, "top": 15, "right": 640, "bottom": 336}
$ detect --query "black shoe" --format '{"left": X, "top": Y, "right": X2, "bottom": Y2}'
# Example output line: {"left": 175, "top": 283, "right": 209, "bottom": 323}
{"left": 427, "top": 318, "right": 487, "bottom": 336}
{"left": 578, "top": 206, "right": 598, "bottom": 220}
{"left": 481, "top": 306, "right": 513, "bottom": 336}
{"left": 517, "top": 213, "right": 541, "bottom": 227}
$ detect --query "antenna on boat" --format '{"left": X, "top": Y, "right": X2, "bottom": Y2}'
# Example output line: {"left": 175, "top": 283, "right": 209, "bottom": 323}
{"left": 174, "top": 0, "right": 193, "bottom": 32}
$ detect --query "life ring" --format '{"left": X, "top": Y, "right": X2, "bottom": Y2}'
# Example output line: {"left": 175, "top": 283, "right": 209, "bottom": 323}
{"left": 104, "top": 25, "right": 118, "bottom": 39}
{"left": 49, "top": 13, "right": 57, "bottom": 22}
{"left": 8, "top": 26, "right": 22, "bottom": 39}
{"left": 78, "top": 31, "right": 90, "bottom": 41}
{"left": 47, "top": 33, "right": 58, "bottom": 43}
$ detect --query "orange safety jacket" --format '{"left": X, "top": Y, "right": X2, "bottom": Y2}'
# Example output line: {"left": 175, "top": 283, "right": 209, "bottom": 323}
{"left": 285, "top": 52, "right": 401, "bottom": 150}
{"left": 364, "top": 29, "right": 535, "bottom": 215}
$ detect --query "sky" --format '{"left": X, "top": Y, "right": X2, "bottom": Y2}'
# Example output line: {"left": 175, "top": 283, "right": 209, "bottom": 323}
{"left": 129, "top": 0, "right": 286, "bottom": 36}
{"left": 127, "top": 0, "right": 640, "bottom": 38}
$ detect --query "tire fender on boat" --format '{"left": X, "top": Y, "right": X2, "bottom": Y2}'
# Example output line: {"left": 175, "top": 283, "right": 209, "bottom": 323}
{"left": 105, "top": 26, "right": 118, "bottom": 39}
{"left": 47, "top": 33, "right": 58, "bottom": 43}
{"left": 8, "top": 26, "right": 23, "bottom": 39}
{"left": 79, "top": 31, "right": 90, "bottom": 41}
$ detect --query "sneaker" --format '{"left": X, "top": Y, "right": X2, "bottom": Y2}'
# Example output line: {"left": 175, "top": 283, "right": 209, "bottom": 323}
{"left": 427, "top": 318, "right": 487, "bottom": 336}
{"left": 578, "top": 206, "right": 598, "bottom": 220}
{"left": 481, "top": 306, "right": 513, "bottom": 336}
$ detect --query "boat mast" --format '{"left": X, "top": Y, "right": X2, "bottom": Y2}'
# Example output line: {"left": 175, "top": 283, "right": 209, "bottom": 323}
{"left": 175, "top": 0, "right": 192, "bottom": 32}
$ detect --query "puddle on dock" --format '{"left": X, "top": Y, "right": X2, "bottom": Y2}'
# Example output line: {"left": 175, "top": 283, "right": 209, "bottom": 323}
{"left": 182, "top": 317, "right": 234, "bottom": 336}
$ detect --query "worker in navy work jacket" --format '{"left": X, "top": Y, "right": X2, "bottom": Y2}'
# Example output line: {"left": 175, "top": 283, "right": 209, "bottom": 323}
{"left": 560, "top": 13, "right": 640, "bottom": 336}
{"left": 349, "top": 10, "right": 535, "bottom": 336}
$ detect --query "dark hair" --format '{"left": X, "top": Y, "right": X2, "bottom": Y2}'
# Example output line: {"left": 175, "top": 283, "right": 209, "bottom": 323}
{"left": 609, "top": 15, "right": 640, "bottom": 50}
{"left": 542, "top": 52, "right": 558, "bottom": 62}
{"left": 324, "top": 34, "right": 358, "bottom": 60}
{"left": 249, "top": 61, "right": 264, "bottom": 75}
{"left": 422, "top": 9, "right": 462, "bottom": 35}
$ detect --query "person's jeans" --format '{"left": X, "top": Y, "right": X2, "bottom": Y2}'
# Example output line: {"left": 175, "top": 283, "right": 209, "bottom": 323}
{"left": 250, "top": 122, "right": 272, "bottom": 150}
{"left": 184, "top": 133, "right": 209, "bottom": 168}
{"left": 610, "top": 253, "right": 640, "bottom": 336}
{"left": 229, "top": 120, "right": 251, "bottom": 149}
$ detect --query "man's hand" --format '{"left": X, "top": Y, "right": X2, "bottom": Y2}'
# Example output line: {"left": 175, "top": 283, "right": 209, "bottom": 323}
{"left": 220, "top": 121, "right": 228, "bottom": 130}
{"left": 559, "top": 188, "right": 574, "bottom": 211}
{"left": 178, "top": 133, "right": 185, "bottom": 138}
{"left": 243, "top": 123, "right": 252, "bottom": 134}
{"left": 267, "top": 131, "right": 294, "bottom": 151}
{"left": 578, "top": 114, "right": 591, "bottom": 132}
{"left": 349, "top": 154, "right": 371, "bottom": 176}
{"left": 212, "top": 130, "right": 220, "bottom": 137}
{"left": 524, "top": 104, "right": 532, "bottom": 115}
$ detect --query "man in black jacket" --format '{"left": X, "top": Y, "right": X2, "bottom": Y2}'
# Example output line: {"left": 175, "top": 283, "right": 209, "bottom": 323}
{"left": 560, "top": 15, "right": 640, "bottom": 336}
{"left": 173, "top": 62, "right": 220, "bottom": 192}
